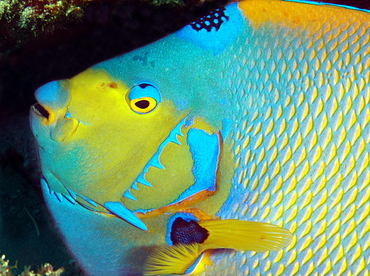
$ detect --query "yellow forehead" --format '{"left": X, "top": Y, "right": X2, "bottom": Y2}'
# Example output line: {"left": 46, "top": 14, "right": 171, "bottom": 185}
{"left": 54, "top": 68, "right": 189, "bottom": 204}
{"left": 68, "top": 68, "right": 129, "bottom": 125}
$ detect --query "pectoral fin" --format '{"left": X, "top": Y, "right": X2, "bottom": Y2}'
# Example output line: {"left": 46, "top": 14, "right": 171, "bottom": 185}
{"left": 144, "top": 243, "right": 203, "bottom": 276}
{"left": 199, "top": 219, "right": 293, "bottom": 252}
{"left": 144, "top": 218, "right": 293, "bottom": 275}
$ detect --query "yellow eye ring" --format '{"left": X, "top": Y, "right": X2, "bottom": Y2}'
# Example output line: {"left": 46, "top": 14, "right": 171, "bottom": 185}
{"left": 129, "top": 97, "right": 157, "bottom": 114}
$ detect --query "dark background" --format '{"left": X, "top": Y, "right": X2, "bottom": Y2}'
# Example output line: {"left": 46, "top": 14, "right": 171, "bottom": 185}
{"left": 0, "top": 0, "right": 368, "bottom": 274}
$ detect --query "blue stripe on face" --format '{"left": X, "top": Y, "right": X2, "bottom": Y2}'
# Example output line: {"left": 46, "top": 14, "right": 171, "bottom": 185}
{"left": 35, "top": 80, "right": 70, "bottom": 110}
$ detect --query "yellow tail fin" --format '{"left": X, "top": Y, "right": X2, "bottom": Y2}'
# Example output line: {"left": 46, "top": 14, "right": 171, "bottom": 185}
{"left": 143, "top": 243, "right": 203, "bottom": 275}
{"left": 199, "top": 219, "right": 293, "bottom": 252}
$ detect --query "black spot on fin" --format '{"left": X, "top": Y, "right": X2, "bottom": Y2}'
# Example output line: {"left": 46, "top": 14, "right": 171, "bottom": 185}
{"left": 190, "top": 7, "right": 229, "bottom": 32}
{"left": 170, "top": 217, "right": 209, "bottom": 245}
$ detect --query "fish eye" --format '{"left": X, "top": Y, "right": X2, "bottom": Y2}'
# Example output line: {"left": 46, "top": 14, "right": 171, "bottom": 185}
{"left": 127, "top": 83, "right": 161, "bottom": 114}
{"left": 130, "top": 97, "right": 157, "bottom": 113}
{"left": 135, "top": 100, "right": 150, "bottom": 109}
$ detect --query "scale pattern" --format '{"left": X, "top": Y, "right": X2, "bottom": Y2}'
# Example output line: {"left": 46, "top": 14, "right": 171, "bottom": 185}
{"left": 208, "top": 10, "right": 370, "bottom": 276}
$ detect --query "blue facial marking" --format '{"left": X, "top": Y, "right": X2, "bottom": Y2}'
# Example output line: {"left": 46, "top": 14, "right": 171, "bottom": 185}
{"left": 128, "top": 83, "right": 161, "bottom": 102}
{"left": 35, "top": 81, "right": 70, "bottom": 110}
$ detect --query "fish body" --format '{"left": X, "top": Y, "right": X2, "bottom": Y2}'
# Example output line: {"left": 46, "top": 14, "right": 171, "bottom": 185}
{"left": 30, "top": 0, "right": 370, "bottom": 275}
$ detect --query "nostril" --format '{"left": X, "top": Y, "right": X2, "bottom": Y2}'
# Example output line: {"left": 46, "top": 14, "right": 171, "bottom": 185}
{"left": 32, "top": 103, "right": 50, "bottom": 120}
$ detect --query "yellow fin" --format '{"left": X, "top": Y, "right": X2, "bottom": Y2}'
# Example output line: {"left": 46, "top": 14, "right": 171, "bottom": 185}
{"left": 143, "top": 220, "right": 293, "bottom": 275}
{"left": 143, "top": 243, "right": 202, "bottom": 275}
{"left": 199, "top": 219, "right": 293, "bottom": 252}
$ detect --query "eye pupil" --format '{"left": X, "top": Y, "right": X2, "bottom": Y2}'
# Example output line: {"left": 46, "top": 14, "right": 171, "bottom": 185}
{"left": 135, "top": 100, "right": 150, "bottom": 109}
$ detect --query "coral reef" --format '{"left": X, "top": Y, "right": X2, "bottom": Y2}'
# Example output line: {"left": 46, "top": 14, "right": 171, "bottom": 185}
{"left": 0, "top": 0, "right": 92, "bottom": 54}
{"left": 0, "top": 0, "right": 87, "bottom": 34}
{"left": 0, "top": 0, "right": 209, "bottom": 44}
{"left": 0, "top": 254, "right": 64, "bottom": 276}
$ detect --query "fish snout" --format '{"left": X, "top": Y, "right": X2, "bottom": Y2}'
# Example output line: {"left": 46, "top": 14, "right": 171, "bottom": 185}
{"left": 33, "top": 80, "right": 71, "bottom": 125}
{"left": 32, "top": 80, "right": 78, "bottom": 142}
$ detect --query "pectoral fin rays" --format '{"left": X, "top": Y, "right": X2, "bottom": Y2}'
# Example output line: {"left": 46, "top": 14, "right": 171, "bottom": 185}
{"left": 144, "top": 243, "right": 204, "bottom": 276}
{"left": 198, "top": 219, "right": 293, "bottom": 252}
{"left": 143, "top": 219, "right": 293, "bottom": 275}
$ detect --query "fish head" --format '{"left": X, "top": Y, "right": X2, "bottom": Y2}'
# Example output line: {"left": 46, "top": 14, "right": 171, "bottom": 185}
{"left": 30, "top": 7, "right": 240, "bottom": 271}
{"left": 30, "top": 64, "right": 233, "bottom": 231}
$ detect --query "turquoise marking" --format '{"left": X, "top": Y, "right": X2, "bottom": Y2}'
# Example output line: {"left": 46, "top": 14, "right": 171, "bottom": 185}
{"left": 128, "top": 83, "right": 162, "bottom": 102}
{"left": 66, "top": 188, "right": 77, "bottom": 200}
{"left": 171, "top": 128, "right": 220, "bottom": 202}
{"left": 53, "top": 191, "right": 63, "bottom": 202}
{"left": 104, "top": 201, "right": 147, "bottom": 231}
{"left": 221, "top": 119, "right": 232, "bottom": 140}
{"left": 127, "top": 116, "right": 187, "bottom": 193}
{"left": 131, "top": 182, "right": 139, "bottom": 190}
{"left": 176, "top": 3, "right": 245, "bottom": 55}
{"left": 149, "top": 155, "right": 165, "bottom": 169}
{"left": 185, "top": 252, "right": 206, "bottom": 274}
{"left": 136, "top": 173, "right": 152, "bottom": 187}
{"left": 35, "top": 80, "right": 70, "bottom": 110}
{"left": 187, "top": 128, "right": 219, "bottom": 192}
{"left": 130, "top": 126, "right": 220, "bottom": 214}
{"left": 43, "top": 178, "right": 53, "bottom": 194}
{"left": 62, "top": 193, "right": 77, "bottom": 205}
{"left": 79, "top": 194, "right": 98, "bottom": 207}
{"left": 79, "top": 203, "right": 98, "bottom": 212}
{"left": 124, "top": 189, "right": 137, "bottom": 201}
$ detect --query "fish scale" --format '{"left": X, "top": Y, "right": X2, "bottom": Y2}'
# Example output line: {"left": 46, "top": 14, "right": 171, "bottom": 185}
{"left": 208, "top": 5, "right": 370, "bottom": 274}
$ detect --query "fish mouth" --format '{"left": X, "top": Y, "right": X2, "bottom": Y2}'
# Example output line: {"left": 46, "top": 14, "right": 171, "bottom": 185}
{"left": 32, "top": 103, "right": 50, "bottom": 120}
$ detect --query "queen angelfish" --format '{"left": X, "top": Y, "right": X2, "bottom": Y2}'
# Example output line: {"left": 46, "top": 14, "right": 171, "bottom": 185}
{"left": 30, "top": 0, "right": 370, "bottom": 275}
